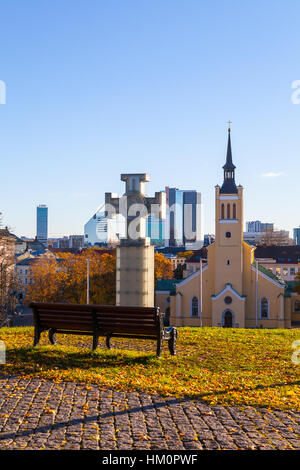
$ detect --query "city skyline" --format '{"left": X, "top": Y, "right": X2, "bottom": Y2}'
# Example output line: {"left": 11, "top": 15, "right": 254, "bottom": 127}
{"left": 0, "top": 1, "right": 300, "bottom": 237}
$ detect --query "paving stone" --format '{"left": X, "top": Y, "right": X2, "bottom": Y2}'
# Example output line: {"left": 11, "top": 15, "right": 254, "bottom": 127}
{"left": 0, "top": 376, "right": 299, "bottom": 450}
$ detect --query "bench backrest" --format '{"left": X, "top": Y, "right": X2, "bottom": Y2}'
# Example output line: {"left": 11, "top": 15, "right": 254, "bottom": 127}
{"left": 30, "top": 302, "right": 162, "bottom": 337}
{"left": 93, "top": 306, "right": 160, "bottom": 337}
{"left": 31, "top": 303, "right": 95, "bottom": 332}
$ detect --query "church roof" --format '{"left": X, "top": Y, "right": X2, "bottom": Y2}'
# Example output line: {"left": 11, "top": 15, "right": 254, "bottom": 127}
{"left": 284, "top": 281, "right": 299, "bottom": 297}
{"left": 155, "top": 278, "right": 181, "bottom": 295}
{"left": 255, "top": 245, "right": 300, "bottom": 264}
{"left": 219, "top": 180, "right": 238, "bottom": 194}
{"left": 26, "top": 237, "right": 46, "bottom": 251}
{"left": 251, "top": 261, "right": 286, "bottom": 286}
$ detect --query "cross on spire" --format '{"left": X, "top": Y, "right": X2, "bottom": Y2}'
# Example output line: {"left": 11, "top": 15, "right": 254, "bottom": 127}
{"left": 227, "top": 120, "right": 232, "bottom": 131}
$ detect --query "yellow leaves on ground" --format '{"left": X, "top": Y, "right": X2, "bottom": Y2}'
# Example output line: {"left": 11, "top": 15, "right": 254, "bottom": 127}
{"left": 0, "top": 326, "right": 299, "bottom": 411}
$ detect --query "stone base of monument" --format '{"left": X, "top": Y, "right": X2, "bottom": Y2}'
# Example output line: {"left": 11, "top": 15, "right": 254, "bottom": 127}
{"left": 116, "top": 238, "right": 154, "bottom": 307}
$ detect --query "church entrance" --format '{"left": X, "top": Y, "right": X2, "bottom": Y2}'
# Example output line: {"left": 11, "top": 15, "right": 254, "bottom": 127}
{"left": 223, "top": 310, "right": 233, "bottom": 328}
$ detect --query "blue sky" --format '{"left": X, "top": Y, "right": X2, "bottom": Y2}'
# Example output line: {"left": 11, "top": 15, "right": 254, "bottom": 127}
{"left": 0, "top": 0, "right": 299, "bottom": 237}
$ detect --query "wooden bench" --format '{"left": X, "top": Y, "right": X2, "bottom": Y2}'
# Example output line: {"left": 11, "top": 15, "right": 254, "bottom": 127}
{"left": 30, "top": 302, "right": 178, "bottom": 357}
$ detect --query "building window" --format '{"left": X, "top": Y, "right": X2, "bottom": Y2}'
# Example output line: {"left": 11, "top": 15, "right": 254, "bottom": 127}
{"left": 282, "top": 267, "right": 288, "bottom": 276}
{"left": 233, "top": 203, "right": 236, "bottom": 219}
{"left": 191, "top": 297, "right": 198, "bottom": 317}
{"left": 221, "top": 204, "right": 224, "bottom": 219}
{"left": 276, "top": 267, "right": 281, "bottom": 276}
{"left": 260, "top": 297, "right": 269, "bottom": 319}
{"left": 294, "top": 300, "right": 300, "bottom": 312}
{"left": 225, "top": 232, "right": 231, "bottom": 238}
{"left": 290, "top": 268, "right": 295, "bottom": 276}
{"left": 227, "top": 260, "right": 230, "bottom": 265}
{"left": 227, "top": 204, "right": 230, "bottom": 219}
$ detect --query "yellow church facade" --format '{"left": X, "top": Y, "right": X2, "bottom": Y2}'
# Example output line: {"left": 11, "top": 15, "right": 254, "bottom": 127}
{"left": 156, "top": 128, "right": 299, "bottom": 329}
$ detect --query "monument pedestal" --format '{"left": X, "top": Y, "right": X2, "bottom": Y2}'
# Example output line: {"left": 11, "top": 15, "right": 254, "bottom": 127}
{"left": 116, "top": 238, "right": 154, "bottom": 307}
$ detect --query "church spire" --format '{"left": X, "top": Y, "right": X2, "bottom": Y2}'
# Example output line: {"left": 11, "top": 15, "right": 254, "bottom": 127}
{"left": 220, "top": 124, "right": 238, "bottom": 194}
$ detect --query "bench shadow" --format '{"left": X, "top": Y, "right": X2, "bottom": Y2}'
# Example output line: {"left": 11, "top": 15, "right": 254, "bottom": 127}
{"left": 7, "top": 345, "right": 157, "bottom": 372}
{"left": 0, "top": 380, "right": 299, "bottom": 443}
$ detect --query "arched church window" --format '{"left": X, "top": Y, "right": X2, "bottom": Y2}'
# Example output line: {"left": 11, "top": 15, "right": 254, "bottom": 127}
{"left": 227, "top": 204, "right": 230, "bottom": 219}
{"left": 191, "top": 297, "right": 198, "bottom": 317}
{"left": 294, "top": 300, "right": 300, "bottom": 312}
{"left": 221, "top": 204, "right": 224, "bottom": 219}
{"left": 260, "top": 297, "right": 269, "bottom": 319}
{"left": 233, "top": 203, "right": 236, "bottom": 219}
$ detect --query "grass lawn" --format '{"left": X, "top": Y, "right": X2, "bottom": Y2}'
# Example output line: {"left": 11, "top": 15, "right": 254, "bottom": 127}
{"left": 0, "top": 326, "right": 299, "bottom": 411}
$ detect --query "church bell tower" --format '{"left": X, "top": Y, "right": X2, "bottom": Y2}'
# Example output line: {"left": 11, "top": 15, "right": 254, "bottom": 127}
{"left": 214, "top": 124, "right": 244, "bottom": 295}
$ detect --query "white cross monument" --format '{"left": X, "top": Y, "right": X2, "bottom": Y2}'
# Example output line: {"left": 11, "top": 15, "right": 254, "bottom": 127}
{"left": 105, "top": 173, "right": 166, "bottom": 307}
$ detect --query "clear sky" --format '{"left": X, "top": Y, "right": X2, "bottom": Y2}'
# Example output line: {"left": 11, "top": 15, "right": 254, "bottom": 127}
{"left": 0, "top": 0, "right": 299, "bottom": 238}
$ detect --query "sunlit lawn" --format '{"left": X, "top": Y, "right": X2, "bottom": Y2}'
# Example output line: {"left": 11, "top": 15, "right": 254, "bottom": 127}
{"left": 0, "top": 326, "right": 299, "bottom": 410}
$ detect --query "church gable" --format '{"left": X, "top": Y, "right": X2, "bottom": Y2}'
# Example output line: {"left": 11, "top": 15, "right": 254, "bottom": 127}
{"left": 211, "top": 283, "right": 246, "bottom": 301}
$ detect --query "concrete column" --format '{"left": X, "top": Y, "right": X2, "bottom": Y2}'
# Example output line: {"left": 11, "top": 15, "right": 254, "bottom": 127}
{"left": 116, "top": 240, "right": 154, "bottom": 307}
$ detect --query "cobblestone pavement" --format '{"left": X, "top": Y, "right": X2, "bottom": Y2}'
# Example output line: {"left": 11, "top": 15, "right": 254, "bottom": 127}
{"left": 0, "top": 376, "right": 299, "bottom": 450}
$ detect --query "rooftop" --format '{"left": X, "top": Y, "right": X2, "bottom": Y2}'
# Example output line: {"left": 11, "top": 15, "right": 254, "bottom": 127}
{"left": 156, "top": 278, "right": 181, "bottom": 295}
{"left": 255, "top": 245, "right": 300, "bottom": 264}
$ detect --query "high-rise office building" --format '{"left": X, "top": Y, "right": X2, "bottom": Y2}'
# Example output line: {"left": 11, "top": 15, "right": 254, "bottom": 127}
{"left": 146, "top": 215, "right": 165, "bottom": 246}
{"left": 293, "top": 227, "right": 300, "bottom": 245}
{"left": 166, "top": 187, "right": 183, "bottom": 246}
{"left": 246, "top": 220, "right": 274, "bottom": 232}
{"left": 36, "top": 205, "right": 48, "bottom": 247}
{"left": 183, "top": 190, "right": 202, "bottom": 245}
{"left": 165, "top": 187, "right": 201, "bottom": 247}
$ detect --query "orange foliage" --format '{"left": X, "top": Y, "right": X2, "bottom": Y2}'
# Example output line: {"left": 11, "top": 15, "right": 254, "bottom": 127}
{"left": 154, "top": 253, "right": 174, "bottom": 281}
{"left": 27, "top": 248, "right": 116, "bottom": 305}
{"left": 27, "top": 249, "right": 173, "bottom": 305}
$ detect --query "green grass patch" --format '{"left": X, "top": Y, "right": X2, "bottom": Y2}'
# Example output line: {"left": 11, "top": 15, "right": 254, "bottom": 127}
{"left": 0, "top": 326, "right": 299, "bottom": 410}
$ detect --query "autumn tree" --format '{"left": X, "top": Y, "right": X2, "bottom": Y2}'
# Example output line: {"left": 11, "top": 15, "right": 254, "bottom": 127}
{"left": 27, "top": 248, "right": 116, "bottom": 305}
{"left": 26, "top": 256, "right": 62, "bottom": 303}
{"left": 154, "top": 253, "right": 174, "bottom": 282}
{"left": 0, "top": 229, "right": 20, "bottom": 326}
{"left": 27, "top": 248, "right": 174, "bottom": 305}
{"left": 177, "top": 251, "right": 194, "bottom": 259}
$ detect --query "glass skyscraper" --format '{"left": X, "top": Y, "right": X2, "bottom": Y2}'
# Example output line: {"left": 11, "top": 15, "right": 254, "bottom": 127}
{"left": 293, "top": 227, "right": 300, "bottom": 245}
{"left": 36, "top": 205, "right": 48, "bottom": 247}
{"left": 165, "top": 187, "right": 201, "bottom": 247}
{"left": 146, "top": 215, "right": 165, "bottom": 246}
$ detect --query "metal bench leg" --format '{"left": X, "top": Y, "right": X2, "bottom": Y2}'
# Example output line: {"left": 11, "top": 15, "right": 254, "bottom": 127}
{"left": 106, "top": 335, "right": 112, "bottom": 349}
{"left": 156, "top": 336, "right": 163, "bottom": 358}
{"left": 33, "top": 327, "right": 41, "bottom": 347}
{"left": 92, "top": 334, "right": 99, "bottom": 351}
{"left": 49, "top": 329, "right": 57, "bottom": 345}
{"left": 168, "top": 327, "right": 177, "bottom": 356}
